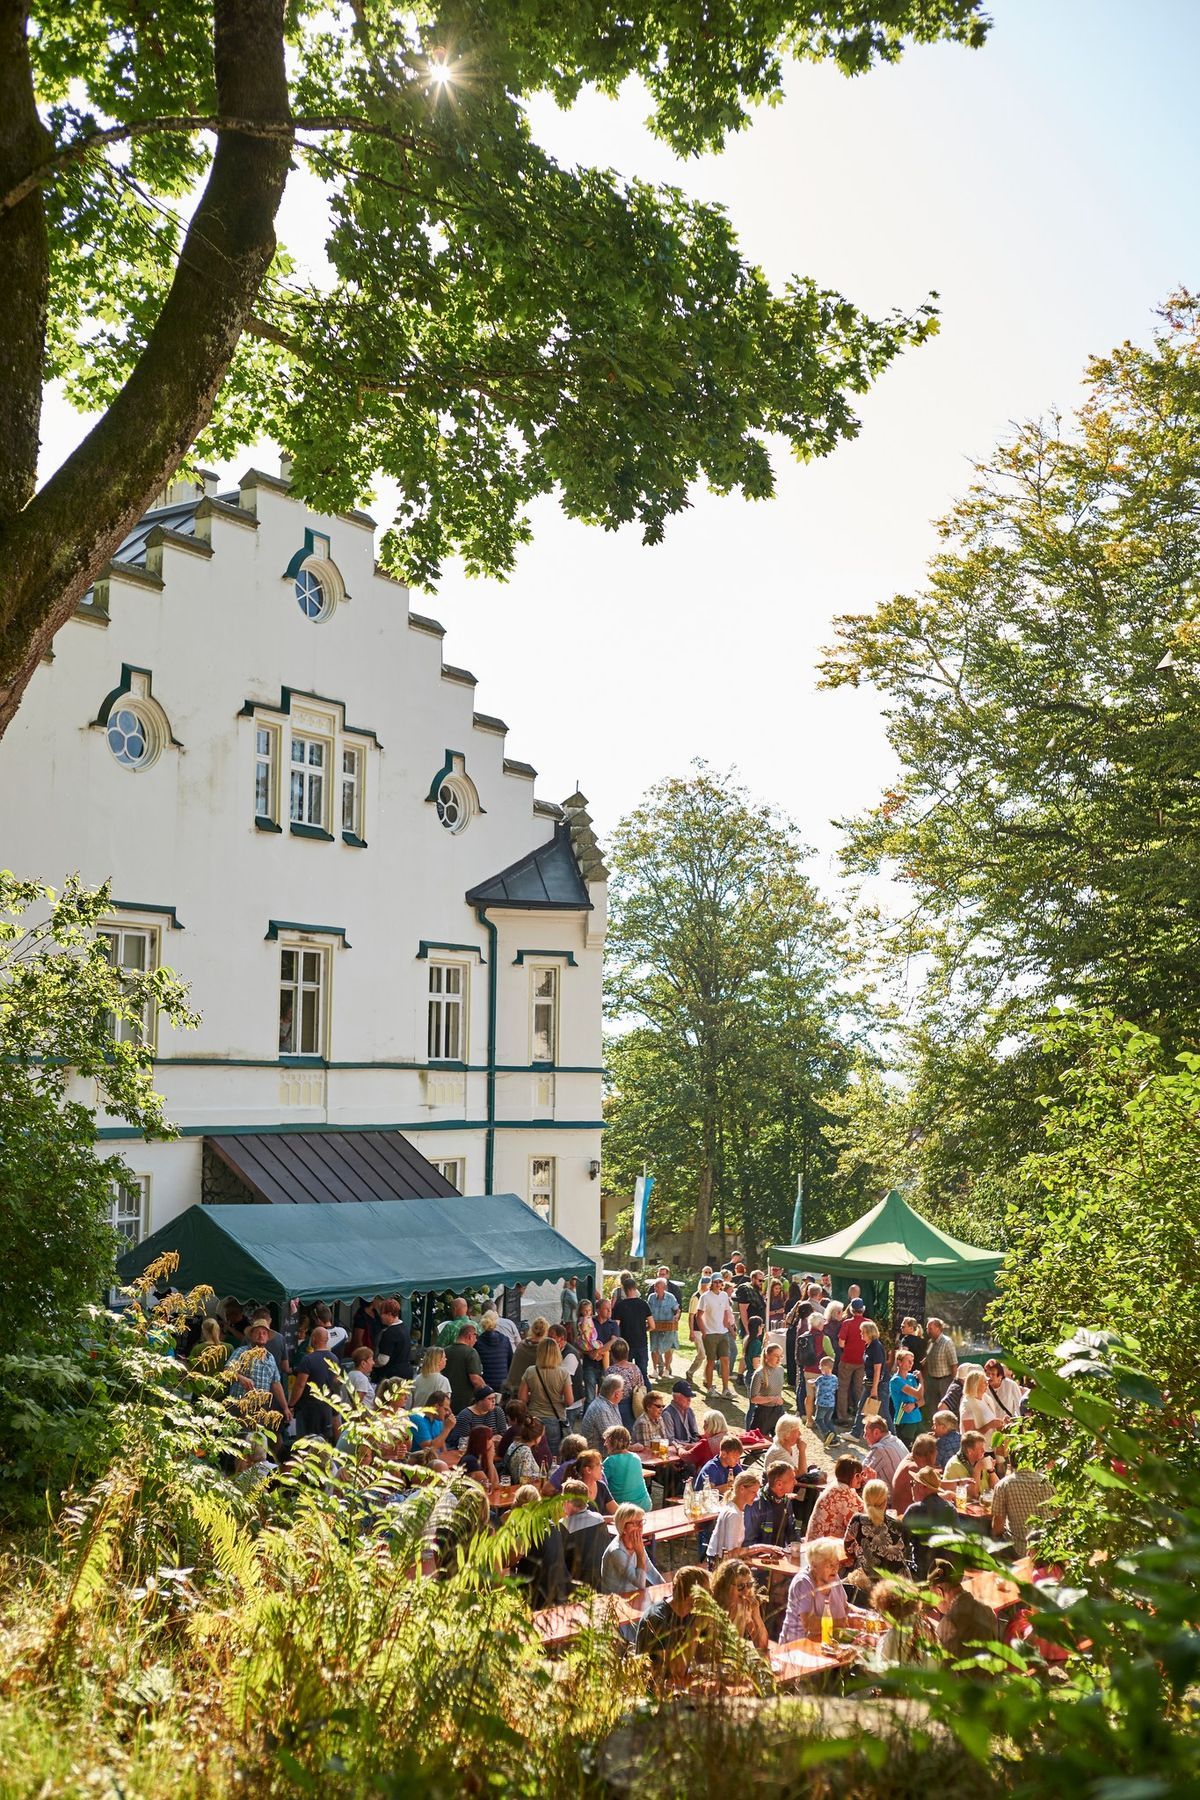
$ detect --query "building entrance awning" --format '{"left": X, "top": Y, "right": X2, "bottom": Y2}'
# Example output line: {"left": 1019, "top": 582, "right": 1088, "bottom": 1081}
{"left": 116, "top": 1193, "right": 595, "bottom": 1304}
{"left": 203, "top": 1127, "right": 460, "bottom": 1205}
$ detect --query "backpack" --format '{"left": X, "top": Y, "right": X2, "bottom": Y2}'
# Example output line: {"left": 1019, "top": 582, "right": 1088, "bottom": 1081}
{"left": 797, "top": 1331, "right": 820, "bottom": 1371}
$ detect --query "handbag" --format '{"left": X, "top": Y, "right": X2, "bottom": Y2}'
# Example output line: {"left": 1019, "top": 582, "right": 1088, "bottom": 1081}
{"left": 531, "top": 1365, "right": 567, "bottom": 1427}
{"left": 862, "top": 1397, "right": 881, "bottom": 1420}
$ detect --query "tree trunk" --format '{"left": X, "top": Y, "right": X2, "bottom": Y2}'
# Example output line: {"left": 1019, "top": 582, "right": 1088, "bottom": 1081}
{"left": 0, "top": 0, "right": 293, "bottom": 738}
{"left": 0, "top": 2, "right": 50, "bottom": 521}
{"left": 689, "top": 1096, "right": 719, "bottom": 1269}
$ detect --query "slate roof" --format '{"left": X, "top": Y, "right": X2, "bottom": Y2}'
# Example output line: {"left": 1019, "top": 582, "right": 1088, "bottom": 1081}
{"left": 205, "top": 1127, "right": 461, "bottom": 1206}
{"left": 465, "top": 823, "right": 592, "bottom": 911}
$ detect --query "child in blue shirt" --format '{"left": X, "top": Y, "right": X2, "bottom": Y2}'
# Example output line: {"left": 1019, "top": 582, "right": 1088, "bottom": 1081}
{"left": 814, "top": 1357, "right": 838, "bottom": 1441}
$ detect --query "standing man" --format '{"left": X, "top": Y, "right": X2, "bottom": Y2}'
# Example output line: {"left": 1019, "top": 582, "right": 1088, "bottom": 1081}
{"left": 612, "top": 1275, "right": 653, "bottom": 1384}
{"left": 684, "top": 1276, "right": 711, "bottom": 1383}
{"left": 734, "top": 1269, "right": 768, "bottom": 1388}
{"left": 437, "top": 1297, "right": 473, "bottom": 1347}
{"left": 698, "top": 1276, "right": 737, "bottom": 1401}
{"left": 646, "top": 1277, "right": 681, "bottom": 1381}
{"left": 922, "top": 1318, "right": 958, "bottom": 1419}
{"left": 228, "top": 1319, "right": 293, "bottom": 1432}
{"left": 442, "top": 1321, "right": 487, "bottom": 1412}
{"left": 560, "top": 1277, "right": 580, "bottom": 1329}
{"left": 288, "top": 1326, "right": 343, "bottom": 1445}
{"left": 836, "top": 1298, "right": 868, "bottom": 1426}
{"left": 373, "top": 1297, "right": 413, "bottom": 1383}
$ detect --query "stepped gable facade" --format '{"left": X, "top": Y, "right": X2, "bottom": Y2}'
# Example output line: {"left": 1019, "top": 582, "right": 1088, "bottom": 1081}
{"left": 0, "top": 461, "right": 605, "bottom": 1264}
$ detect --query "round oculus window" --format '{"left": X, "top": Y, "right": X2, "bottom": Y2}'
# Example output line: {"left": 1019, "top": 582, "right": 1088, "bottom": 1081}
{"left": 436, "top": 778, "right": 471, "bottom": 832}
{"left": 295, "top": 567, "right": 327, "bottom": 620}
{"left": 106, "top": 703, "right": 158, "bottom": 770}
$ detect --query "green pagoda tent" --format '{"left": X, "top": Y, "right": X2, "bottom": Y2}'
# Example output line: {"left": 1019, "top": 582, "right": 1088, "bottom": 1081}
{"left": 768, "top": 1188, "right": 1002, "bottom": 1293}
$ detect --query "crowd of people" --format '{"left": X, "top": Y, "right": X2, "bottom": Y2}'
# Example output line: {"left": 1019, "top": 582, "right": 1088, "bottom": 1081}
{"left": 177, "top": 1255, "right": 1056, "bottom": 1687}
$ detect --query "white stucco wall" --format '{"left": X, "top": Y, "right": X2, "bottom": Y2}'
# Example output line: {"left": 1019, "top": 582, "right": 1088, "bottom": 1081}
{"left": 0, "top": 468, "right": 604, "bottom": 1262}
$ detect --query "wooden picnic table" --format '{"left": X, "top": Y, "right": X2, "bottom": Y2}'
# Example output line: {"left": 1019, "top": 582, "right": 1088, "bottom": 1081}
{"left": 635, "top": 1502, "right": 707, "bottom": 1543}
{"left": 769, "top": 1637, "right": 856, "bottom": 1682}
{"left": 488, "top": 1479, "right": 555, "bottom": 1511}
{"left": 963, "top": 1556, "right": 1035, "bottom": 1613}
{"left": 533, "top": 1592, "right": 642, "bottom": 1646}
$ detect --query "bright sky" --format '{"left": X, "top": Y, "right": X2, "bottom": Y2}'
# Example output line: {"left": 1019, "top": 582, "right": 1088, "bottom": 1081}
{"left": 39, "top": 0, "right": 1200, "bottom": 889}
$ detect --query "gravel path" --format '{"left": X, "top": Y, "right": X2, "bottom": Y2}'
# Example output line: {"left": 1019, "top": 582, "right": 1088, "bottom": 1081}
{"left": 663, "top": 1349, "right": 840, "bottom": 1475}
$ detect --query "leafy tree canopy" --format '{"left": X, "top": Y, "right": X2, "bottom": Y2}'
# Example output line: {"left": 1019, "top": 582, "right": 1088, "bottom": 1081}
{"left": 822, "top": 294, "right": 1200, "bottom": 1038}
{"left": 604, "top": 764, "right": 861, "bottom": 1263}
{"left": 991, "top": 1010, "right": 1200, "bottom": 1563}
{"left": 0, "top": 873, "right": 195, "bottom": 1347}
{"left": 0, "top": 0, "right": 988, "bottom": 731}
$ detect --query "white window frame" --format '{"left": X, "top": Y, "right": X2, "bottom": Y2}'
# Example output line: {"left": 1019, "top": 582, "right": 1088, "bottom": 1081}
{"left": 98, "top": 923, "right": 157, "bottom": 1047}
{"left": 529, "top": 1156, "right": 556, "bottom": 1224}
{"left": 427, "top": 961, "right": 467, "bottom": 1062}
{"left": 255, "top": 721, "right": 280, "bottom": 823}
{"left": 432, "top": 1157, "right": 465, "bottom": 1191}
{"left": 529, "top": 965, "right": 559, "bottom": 1064}
{"left": 289, "top": 731, "right": 329, "bottom": 830}
{"left": 279, "top": 943, "right": 328, "bottom": 1057}
{"left": 341, "top": 743, "right": 363, "bottom": 838}
{"left": 109, "top": 1174, "right": 149, "bottom": 1248}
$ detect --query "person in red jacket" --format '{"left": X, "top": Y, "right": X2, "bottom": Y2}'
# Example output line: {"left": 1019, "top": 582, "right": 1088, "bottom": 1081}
{"left": 836, "top": 1299, "right": 868, "bottom": 1426}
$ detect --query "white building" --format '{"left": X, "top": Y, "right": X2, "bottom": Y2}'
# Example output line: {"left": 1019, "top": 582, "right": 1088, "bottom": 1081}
{"left": 0, "top": 463, "right": 607, "bottom": 1266}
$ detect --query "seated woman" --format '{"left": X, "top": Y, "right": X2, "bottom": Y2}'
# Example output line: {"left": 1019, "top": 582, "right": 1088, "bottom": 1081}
{"left": 780, "top": 1537, "right": 851, "bottom": 1641}
{"left": 636, "top": 1565, "right": 712, "bottom": 1683}
{"left": 410, "top": 1346, "right": 451, "bottom": 1408}
{"left": 602, "top": 1425, "right": 652, "bottom": 1510}
{"left": 684, "top": 1409, "right": 735, "bottom": 1474}
{"left": 710, "top": 1556, "right": 769, "bottom": 1652}
{"left": 509, "top": 1483, "right": 570, "bottom": 1606}
{"left": 465, "top": 1422, "right": 499, "bottom": 1487}
{"left": 573, "top": 1447, "right": 617, "bottom": 1516}
{"left": 764, "top": 1412, "right": 808, "bottom": 1471}
{"left": 843, "top": 1477, "right": 912, "bottom": 1592}
{"left": 707, "top": 1469, "right": 762, "bottom": 1564}
{"left": 546, "top": 1432, "right": 588, "bottom": 1489}
{"left": 504, "top": 1414, "right": 549, "bottom": 1484}
{"left": 632, "top": 1391, "right": 670, "bottom": 1445}
{"left": 601, "top": 1502, "right": 665, "bottom": 1593}
{"left": 869, "top": 1578, "right": 929, "bottom": 1665}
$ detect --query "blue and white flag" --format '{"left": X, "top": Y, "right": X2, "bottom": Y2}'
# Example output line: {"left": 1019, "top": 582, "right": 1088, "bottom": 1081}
{"left": 632, "top": 1174, "right": 653, "bottom": 1258}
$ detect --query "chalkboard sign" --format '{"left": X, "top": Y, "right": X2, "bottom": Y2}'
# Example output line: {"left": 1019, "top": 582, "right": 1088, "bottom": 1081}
{"left": 891, "top": 1273, "right": 928, "bottom": 1328}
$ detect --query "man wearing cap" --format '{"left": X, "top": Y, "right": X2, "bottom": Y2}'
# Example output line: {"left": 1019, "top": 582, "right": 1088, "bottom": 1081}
{"left": 836, "top": 1299, "right": 868, "bottom": 1426}
{"left": 445, "top": 1386, "right": 507, "bottom": 1451}
{"left": 662, "top": 1379, "right": 701, "bottom": 1445}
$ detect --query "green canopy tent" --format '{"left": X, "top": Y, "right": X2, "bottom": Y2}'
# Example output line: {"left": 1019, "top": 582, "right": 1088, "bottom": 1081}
{"left": 116, "top": 1194, "right": 595, "bottom": 1305}
{"left": 768, "top": 1188, "right": 1002, "bottom": 1295}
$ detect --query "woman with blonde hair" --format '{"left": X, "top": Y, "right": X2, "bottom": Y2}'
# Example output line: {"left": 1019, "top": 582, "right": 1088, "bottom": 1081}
{"left": 519, "top": 1335, "right": 573, "bottom": 1454}
{"left": 710, "top": 1556, "right": 769, "bottom": 1651}
{"left": 410, "top": 1345, "right": 450, "bottom": 1408}
{"left": 842, "top": 1477, "right": 911, "bottom": 1590}
{"left": 959, "top": 1366, "right": 1003, "bottom": 1443}
{"left": 764, "top": 1412, "right": 807, "bottom": 1471}
{"left": 508, "top": 1315, "right": 549, "bottom": 1393}
{"left": 780, "top": 1537, "right": 850, "bottom": 1641}
{"left": 475, "top": 1307, "right": 513, "bottom": 1391}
